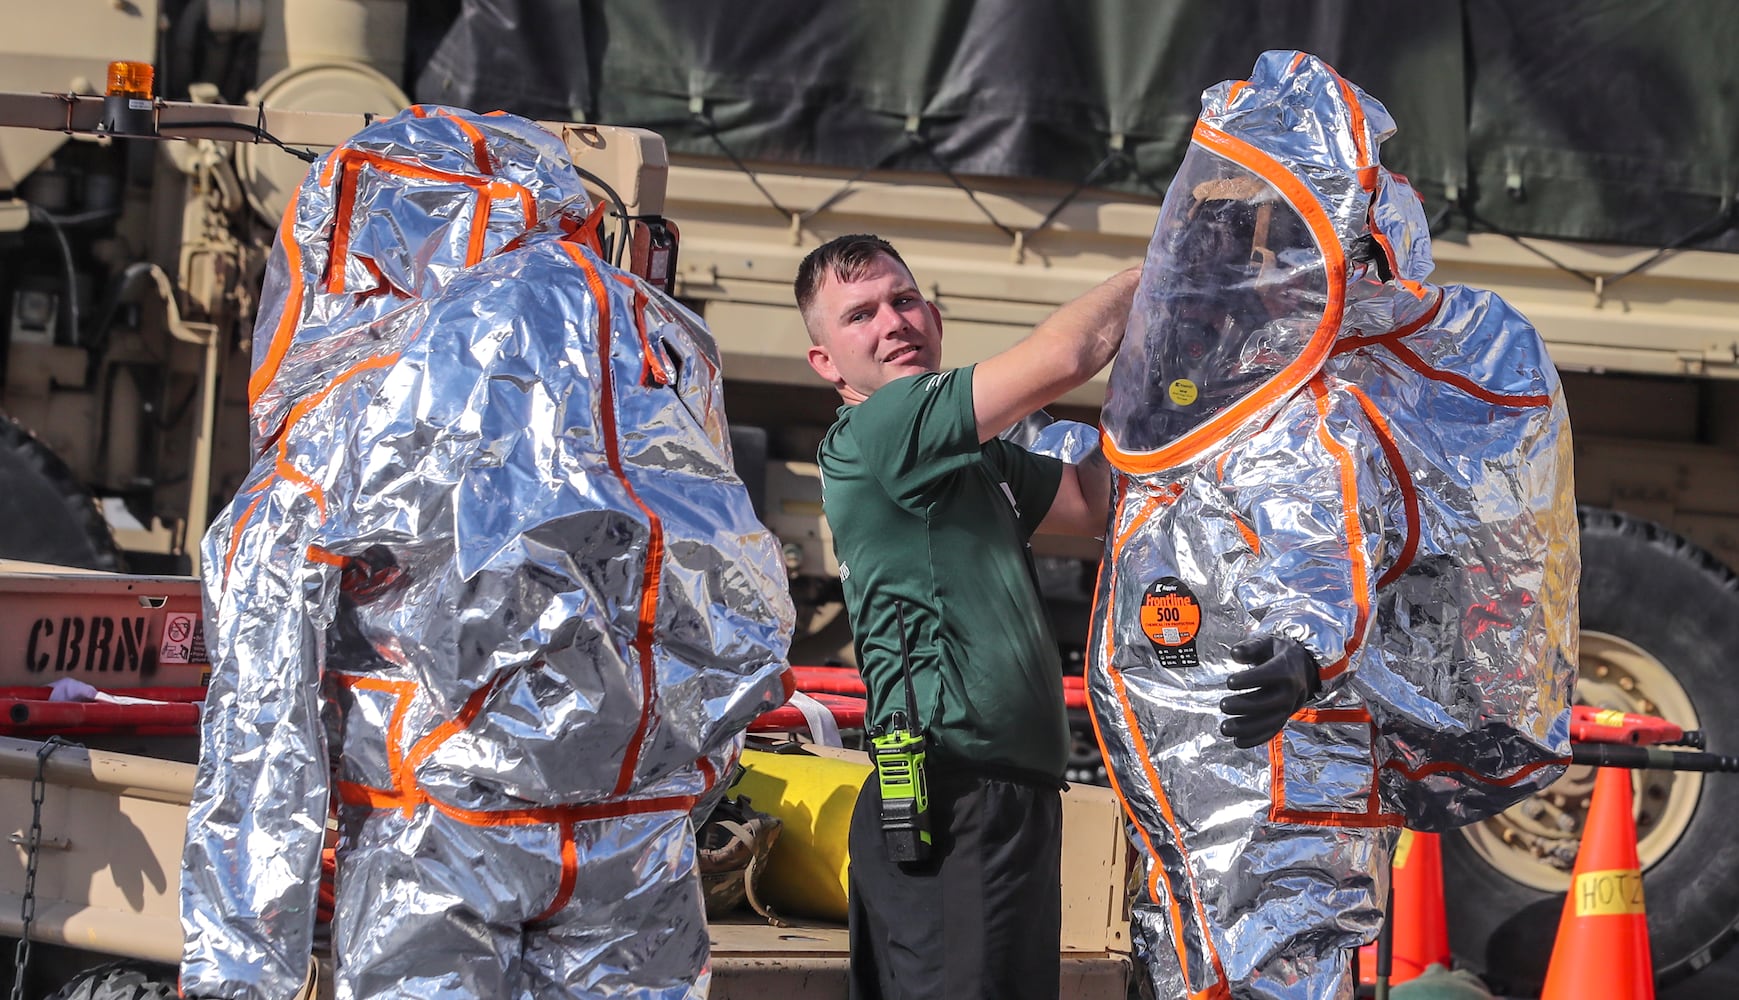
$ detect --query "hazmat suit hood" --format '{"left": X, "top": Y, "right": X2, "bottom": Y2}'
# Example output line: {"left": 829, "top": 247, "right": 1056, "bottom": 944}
{"left": 1102, "top": 49, "right": 1410, "bottom": 466}
{"left": 244, "top": 106, "right": 593, "bottom": 455}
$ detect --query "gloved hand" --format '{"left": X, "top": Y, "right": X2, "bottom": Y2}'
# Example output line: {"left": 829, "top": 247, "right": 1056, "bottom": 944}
{"left": 1219, "top": 635, "right": 1321, "bottom": 749}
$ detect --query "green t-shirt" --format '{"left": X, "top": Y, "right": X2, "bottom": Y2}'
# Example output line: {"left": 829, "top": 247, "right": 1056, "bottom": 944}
{"left": 818, "top": 366, "right": 1069, "bottom": 781}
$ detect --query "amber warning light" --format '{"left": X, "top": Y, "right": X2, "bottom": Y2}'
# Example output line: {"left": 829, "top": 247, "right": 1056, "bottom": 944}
{"left": 106, "top": 60, "right": 154, "bottom": 99}
{"left": 101, "top": 60, "right": 157, "bottom": 136}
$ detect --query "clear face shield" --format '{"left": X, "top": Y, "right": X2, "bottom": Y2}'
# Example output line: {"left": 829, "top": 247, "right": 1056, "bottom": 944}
{"left": 1103, "top": 151, "right": 1330, "bottom": 457}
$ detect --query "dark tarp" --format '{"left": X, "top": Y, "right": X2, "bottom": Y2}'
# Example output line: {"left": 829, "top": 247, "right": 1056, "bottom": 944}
{"left": 410, "top": 0, "right": 1738, "bottom": 252}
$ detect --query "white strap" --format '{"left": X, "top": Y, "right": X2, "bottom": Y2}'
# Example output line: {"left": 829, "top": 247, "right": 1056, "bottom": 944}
{"left": 786, "top": 690, "right": 843, "bottom": 747}
{"left": 46, "top": 677, "right": 172, "bottom": 705}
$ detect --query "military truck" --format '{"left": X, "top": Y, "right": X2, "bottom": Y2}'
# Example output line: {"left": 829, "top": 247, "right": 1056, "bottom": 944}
{"left": 3, "top": 1, "right": 1738, "bottom": 996}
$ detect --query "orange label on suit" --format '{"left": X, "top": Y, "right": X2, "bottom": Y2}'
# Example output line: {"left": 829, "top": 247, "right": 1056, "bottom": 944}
{"left": 1573, "top": 868, "right": 1645, "bottom": 917}
{"left": 1141, "top": 592, "right": 1201, "bottom": 646}
{"left": 1140, "top": 577, "right": 1203, "bottom": 670}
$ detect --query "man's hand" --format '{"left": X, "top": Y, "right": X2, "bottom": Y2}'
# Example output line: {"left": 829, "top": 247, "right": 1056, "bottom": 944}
{"left": 1218, "top": 635, "right": 1321, "bottom": 749}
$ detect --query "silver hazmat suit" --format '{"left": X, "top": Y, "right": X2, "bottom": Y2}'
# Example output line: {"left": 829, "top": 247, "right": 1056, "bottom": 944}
{"left": 180, "top": 107, "right": 794, "bottom": 1000}
{"left": 1087, "top": 52, "right": 1576, "bottom": 1000}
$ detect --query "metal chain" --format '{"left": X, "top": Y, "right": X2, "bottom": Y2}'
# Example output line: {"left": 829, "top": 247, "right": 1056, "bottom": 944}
{"left": 691, "top": 110, "right": 796, "bottom": 223}
{"left": 1459, "top": 197, "right": 1735, "bottom": 300}
{"left": 690, "top": 104, "right": 1167, "bottom": 251}
{"left": 11, "top": 736, "right": 69, "bottom": 1000}
{"left": 901, "top": 129, "right": 1019, "bottom": 242}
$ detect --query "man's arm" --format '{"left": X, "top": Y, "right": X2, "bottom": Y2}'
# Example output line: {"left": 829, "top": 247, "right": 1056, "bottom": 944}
{"left": 971, "top": 267, "right": 1141, "bottom": 444}
{"left": 1037, "top": 446, "right": 1114, "bottom": 537}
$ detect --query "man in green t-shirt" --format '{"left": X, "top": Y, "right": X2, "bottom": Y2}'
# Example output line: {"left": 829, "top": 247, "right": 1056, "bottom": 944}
{"left": 794, "top": 234, "right": 1138, "bottom": 999}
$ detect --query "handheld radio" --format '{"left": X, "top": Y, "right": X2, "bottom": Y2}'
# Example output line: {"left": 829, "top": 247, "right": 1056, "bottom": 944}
{"left": 870, "top": 601, "right": 931, "bottom": 862}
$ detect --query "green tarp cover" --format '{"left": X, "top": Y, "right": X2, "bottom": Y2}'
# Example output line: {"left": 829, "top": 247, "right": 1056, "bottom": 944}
{"left": 412, "top": 0, "right": 1738, "bottom": 251}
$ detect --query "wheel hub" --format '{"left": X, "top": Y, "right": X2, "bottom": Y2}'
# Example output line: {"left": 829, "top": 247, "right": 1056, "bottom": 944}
{"left": 1458, "top": 631, "right": 1703, "bottom": 892}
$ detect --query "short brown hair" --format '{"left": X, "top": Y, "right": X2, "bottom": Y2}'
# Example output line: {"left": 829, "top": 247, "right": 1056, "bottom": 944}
{"left": 793, "top": 234, "right": 910, "bottom": 332}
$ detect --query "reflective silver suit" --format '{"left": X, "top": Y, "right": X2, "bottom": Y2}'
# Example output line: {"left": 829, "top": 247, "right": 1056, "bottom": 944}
{"left": 1088, "top": 52, "right": 1576, "bottom": 1000}
{"left": 180, "top": 108, "right": 794, "bottom": 1000}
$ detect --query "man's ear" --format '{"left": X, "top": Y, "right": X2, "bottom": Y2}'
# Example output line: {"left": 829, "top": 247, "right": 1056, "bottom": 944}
{"left": 807, "top": 344, "right": 842, "bottom": 387}
{"left": 928, "top": 300, "right": 944, "bottom": 337}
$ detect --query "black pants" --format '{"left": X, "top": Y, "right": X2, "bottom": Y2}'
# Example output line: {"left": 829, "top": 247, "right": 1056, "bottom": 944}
{"left": 847, "top": 763, "right": 1063, "bottom": 1000}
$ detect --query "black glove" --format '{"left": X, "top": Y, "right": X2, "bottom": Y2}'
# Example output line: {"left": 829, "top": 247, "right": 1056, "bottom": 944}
{"left": 1219, "top": 635, "right": 1321, "bottom": 749}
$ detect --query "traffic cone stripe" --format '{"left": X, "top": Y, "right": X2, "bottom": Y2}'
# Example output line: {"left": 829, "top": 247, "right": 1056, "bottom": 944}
{"left": 1393, "top": 827, "right": 1415, "bottom": 868}
{"left": 1574, "top": 868, "right": 1645, "bottom": 917}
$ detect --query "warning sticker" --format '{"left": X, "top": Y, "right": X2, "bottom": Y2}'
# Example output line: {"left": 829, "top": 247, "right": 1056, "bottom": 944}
{"left": 1573, "top": 868, "right": 1645, "bottom": 917}
{"left": 1167, "top": 379, "right": 1199, "bottom": 406}
{"left": 159, "top": 612, "right": 208, "bottom": 665}
{"left": 1139, "top": 577, "right": 1202, "bottom": 670}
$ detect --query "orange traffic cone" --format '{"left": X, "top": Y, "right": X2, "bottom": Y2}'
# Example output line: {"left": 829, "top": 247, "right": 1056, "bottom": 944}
{"left": 1540, "top": 765, "right": 1654, "bottom": 999}
{"left": 1359, "top": 829, "right": 1452, "bottom": 986}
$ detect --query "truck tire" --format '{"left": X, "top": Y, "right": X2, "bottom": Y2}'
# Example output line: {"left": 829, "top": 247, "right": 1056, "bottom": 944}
{"left": 0, "top": 412, "right": 123, "bottom": 570}
{"left": 41, "top": 961, "right": 178, "bottom": 1000}
{"left": 1442, "top": 506, "right": 1739, "bottom": 995}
